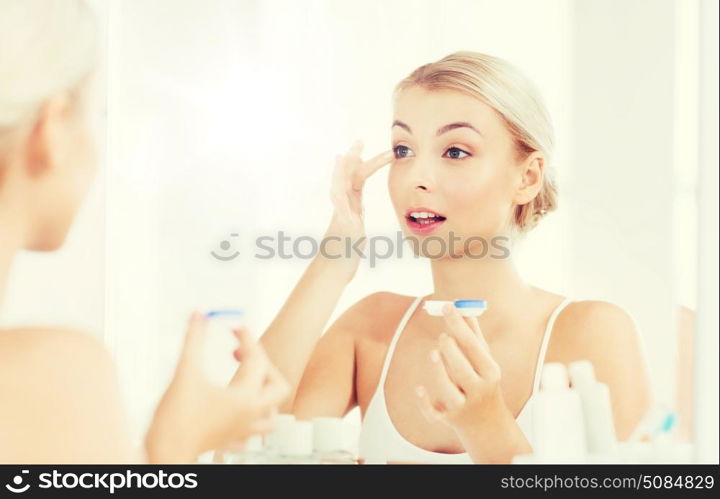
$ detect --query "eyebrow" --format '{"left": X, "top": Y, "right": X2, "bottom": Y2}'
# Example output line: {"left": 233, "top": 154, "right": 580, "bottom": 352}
{"left": 392, "top": 120, "right": 483, "bottom": 137}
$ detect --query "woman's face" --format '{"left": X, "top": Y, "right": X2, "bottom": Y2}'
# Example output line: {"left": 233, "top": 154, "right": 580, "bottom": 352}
{"left": 388, "top": 85, "right": 524, "bottom": 259}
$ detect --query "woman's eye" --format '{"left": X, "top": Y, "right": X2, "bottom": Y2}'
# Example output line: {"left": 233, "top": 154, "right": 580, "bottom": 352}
{"left": 393, "top": 145, "right": 414, "bottom": 159}
{"left": 444, "top": 147, "right": 470, "bottom": 160}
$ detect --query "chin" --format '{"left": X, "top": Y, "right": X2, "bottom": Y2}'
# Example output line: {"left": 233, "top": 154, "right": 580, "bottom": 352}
{"left": 400, "top": 232, "right": 454, "bottom": 260}
{"left": 26, "top": 223, "right": 72, "bottom": 252}
{"left": 26, "top": 238, "right": 66, "bottom": 252}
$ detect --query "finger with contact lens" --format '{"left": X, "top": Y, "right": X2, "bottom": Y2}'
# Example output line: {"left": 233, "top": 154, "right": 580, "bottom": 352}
{"left": 352, "top": 149, "right": 395, "bottom": 191}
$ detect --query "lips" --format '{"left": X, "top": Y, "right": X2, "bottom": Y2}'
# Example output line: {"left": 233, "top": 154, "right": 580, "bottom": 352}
{"left": 405, "top": 207, "right": 447, "bottom": 235}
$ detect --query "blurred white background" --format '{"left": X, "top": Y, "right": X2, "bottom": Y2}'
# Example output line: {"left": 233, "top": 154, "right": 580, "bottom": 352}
{"left": 0, "top": 0, "right": 716, "bottom": 458}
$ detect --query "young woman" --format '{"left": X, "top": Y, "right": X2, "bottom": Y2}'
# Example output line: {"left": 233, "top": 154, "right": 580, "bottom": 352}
{"left": 259, "top": 52, "right": 653, "bottom": 464}
{"left": 0, "top": 0, "right": 287, "bottom": 463}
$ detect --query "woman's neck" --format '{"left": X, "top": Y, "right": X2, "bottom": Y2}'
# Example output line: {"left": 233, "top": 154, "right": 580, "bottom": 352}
{"left": 428, "top": 250, "right": 534, "bottom": 336}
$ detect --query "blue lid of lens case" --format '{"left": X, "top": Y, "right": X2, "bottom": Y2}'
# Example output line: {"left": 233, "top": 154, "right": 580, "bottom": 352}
{"left": 423, "top": 299, "right": 488, "bottom": 317}
{"left": 205, "top": 309, "right": 245, "bottom": 318}
{"left": 454, "top": 300, "right": 488, "bottom": 309}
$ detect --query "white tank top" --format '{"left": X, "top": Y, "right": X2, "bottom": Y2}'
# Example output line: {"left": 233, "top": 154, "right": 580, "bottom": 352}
{"left": 358, "top": 295, "right": 573, "bottom": 464}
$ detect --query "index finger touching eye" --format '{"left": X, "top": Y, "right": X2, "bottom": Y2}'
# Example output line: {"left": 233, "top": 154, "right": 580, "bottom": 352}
{"left": 353, "top": 149, "right": 395, "bottom": 190}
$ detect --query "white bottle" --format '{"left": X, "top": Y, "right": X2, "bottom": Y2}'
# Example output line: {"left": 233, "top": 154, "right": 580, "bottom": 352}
{"left": 568, "top": 360, "right": 617, "bottom": 455}
{"left": 263, "top": 414, "right": 296, "bottom": 463}
{"left": 224, "top": 435, "right": 265, "bottom": 464}
{"left": 532, "top": 363, "right": 586, "bottom": 463}
{"left": 312, "top": 417, "right": 355, "bottom": 464}
{"left": 275, "top": 421, "right": 316, "bottom": 464}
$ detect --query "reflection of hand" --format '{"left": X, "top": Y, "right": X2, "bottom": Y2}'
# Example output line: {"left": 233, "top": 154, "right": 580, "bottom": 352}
{"left": 145, "top": 312, "right": 289, "bottom": 463}
{"left": 415, "top": 303, "right": 508, "bottom": 434}
{"left": 322, "top": 140, "right": 394, "bottom": 280}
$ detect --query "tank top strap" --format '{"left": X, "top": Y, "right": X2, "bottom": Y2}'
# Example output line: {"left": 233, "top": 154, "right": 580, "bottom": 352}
{"left": 377, "top": 295, "right": 424, "bottom": 385}
{"left": 530, "top": 296, "right": 573, "bottom": 393}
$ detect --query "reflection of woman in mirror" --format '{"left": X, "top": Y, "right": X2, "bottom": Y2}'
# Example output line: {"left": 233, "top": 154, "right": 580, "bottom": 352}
{"left": 0, "top": 0, "right": 286, "bottom": 463}
{"left": 260, "top": 52, "right": 653, "bottom": 463}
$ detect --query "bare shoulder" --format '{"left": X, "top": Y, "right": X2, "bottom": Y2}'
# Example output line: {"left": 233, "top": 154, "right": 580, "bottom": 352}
{"left": 547, "top": 300, "right": 653, "bottom": 438}
{"left": 0, "top": 326, "right": 111, "bottom": 352}
{"left": 0, "top": 327, "right": 131, "bottom": 463}
{"left": 550, "top": 300, "right": 641, "bottom": 358}
{"left": 332, "top": 291, "right": 416, "bottom": 343}
{"left": 0, "top": 327, "right": 114, "bottom": 379}
{"left": 293, "top": 292, "right": 416, "bottom": 418}
{"left": 547, "top": 299, "right": 652, "bottom": 395}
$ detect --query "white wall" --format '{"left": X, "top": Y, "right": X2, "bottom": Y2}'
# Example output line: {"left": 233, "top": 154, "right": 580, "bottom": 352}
{"left": 694, "top": 0, "right": 719, "bottom": 464}
{"left": 570, "top": 0, "right": 679, "bottom": 405}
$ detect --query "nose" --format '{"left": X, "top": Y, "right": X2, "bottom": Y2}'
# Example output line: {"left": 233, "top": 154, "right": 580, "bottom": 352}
{"left": 408, "top": 156, "right": 435, "bottom": 192}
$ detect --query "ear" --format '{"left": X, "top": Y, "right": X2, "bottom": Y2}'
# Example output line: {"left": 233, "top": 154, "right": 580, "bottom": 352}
{"left": 24, "top": 94, "right": 72, "bottom": 178}
{"left": 512, "top": 151, "right": 545, "bottom": 205}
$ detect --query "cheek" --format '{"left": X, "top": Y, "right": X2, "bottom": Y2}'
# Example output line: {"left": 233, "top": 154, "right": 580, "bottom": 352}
{"left": 387, "top": 163, "right": 404, "bottom": 209}
{"left": 55, "top": 129, "right": 96, "bottom": 230}
{"left": 444, "top": 167, "right": 514, "bottom": 232}
{"left": 443, "top": 169, "right": 499, "bottom": 211}
{"left": 446, "top": 180, "right": 485, "bottom": 210}
{"left": 28, "top": 170, "right": 80, "bottom": 251}
{"left": 71, "top": 126, "right": 98, "bottom": 191}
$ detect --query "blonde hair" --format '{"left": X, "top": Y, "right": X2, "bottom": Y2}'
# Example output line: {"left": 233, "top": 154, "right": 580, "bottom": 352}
{"left": 0, "top": 0, "right": 97, "bottom": 174}
{"left": 394, "top": 51, "right": 558, "bottom": 235}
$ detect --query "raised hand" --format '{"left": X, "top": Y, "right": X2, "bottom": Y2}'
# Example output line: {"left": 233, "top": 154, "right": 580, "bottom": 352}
{"left": 323, "top": 140, "right": 394, "bottom": 280}
{"left": 415, "top": 303, "right": 506, "bottom": 432}
{"left": 146, "top": 312, "right": 289, "bottom": 463}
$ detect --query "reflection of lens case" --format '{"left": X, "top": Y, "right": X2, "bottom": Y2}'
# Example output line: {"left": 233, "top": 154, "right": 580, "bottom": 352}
{"left": 423, "top": 299, "right": 488, "bottom": 317}
{"left": 203, "top": 309, "right": 245, "bottom": 386}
